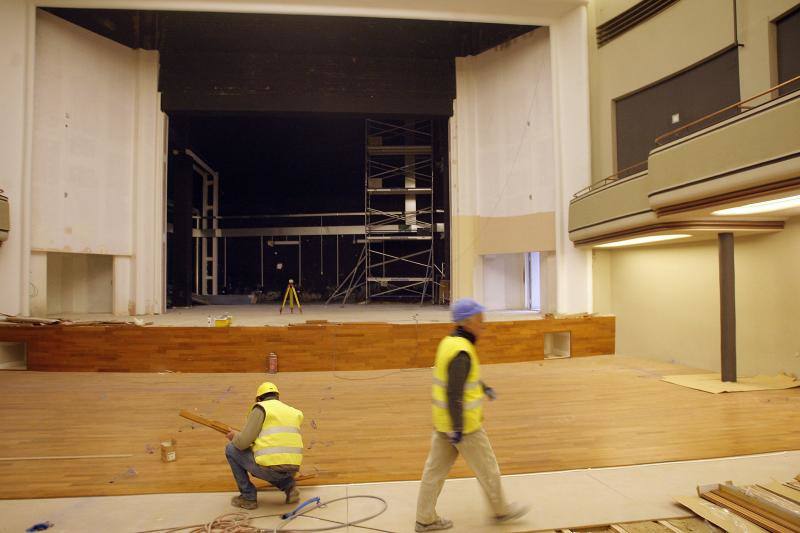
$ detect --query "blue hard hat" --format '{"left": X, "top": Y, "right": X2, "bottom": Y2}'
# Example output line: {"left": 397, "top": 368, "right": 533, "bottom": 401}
{"left": 451, "top": 298, "right": 486, "bottom": 322}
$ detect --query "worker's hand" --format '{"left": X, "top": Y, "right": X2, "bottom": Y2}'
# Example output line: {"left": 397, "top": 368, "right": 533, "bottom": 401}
{"left": 483, "top": 386, "right": 497, "bottom": 401}
{"left": 447, "top": 431, "right": 463, "bottom": 445}
{"left": 225, "top": 430, "right": 237, "bottom": 441}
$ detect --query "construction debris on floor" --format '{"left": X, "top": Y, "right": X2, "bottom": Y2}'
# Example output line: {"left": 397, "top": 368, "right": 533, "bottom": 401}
{"left": 0, "top": 313, "right": 150, "bottom": 327}
{"left": 551, "top": 518, "right": 723, "bottom": 533}
{"left": 661, "top": 373, "right": 800, "bottom": 394}
{"left": 549, "top": 475, "right": 800, "bottom": 533}
{"left": 677, "top": 476, "right": 800, "bottom": 532}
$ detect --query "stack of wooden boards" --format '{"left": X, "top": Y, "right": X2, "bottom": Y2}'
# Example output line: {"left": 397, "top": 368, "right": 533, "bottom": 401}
{"left": 550, "top": 518, "right": 725, "bottom": 533}
{"left": 545, "top": 477, "right": 800, "bottom": 533}
{"left": 677, "top": 475, "right": 800, "bottom": 532}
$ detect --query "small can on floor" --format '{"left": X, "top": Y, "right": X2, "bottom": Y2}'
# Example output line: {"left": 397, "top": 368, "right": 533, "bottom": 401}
{"left": 161, "top": 438, "right": 177, "bottom": 462}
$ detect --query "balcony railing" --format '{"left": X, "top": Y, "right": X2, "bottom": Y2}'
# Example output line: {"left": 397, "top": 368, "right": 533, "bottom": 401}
{"left": 575, "top": 74, "right": 800, "bottom": 201}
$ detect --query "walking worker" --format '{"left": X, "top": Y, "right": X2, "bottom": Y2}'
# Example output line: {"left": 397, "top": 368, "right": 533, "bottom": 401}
{"left": 225, "top": 381, "right": 303, "bottom": 509}
{"left": 414, "top": 298, "right": 529, "bottom": 532}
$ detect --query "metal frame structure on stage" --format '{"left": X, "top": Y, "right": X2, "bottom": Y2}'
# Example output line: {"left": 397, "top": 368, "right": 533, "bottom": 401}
{"left": 187, "top": 149, "right": 219, "bottom": 296}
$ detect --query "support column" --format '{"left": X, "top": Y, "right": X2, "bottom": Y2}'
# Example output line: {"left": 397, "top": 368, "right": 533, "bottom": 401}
{"left": 171, "top": 151, "right": 194, "bottom": 308}
{"left": 719, "top": 232, "right": 737, "bottom": 382}
{"left": 132, "top": 50, "right": 161, "bottom": 315}
{"left": 551, "top": 5, "right": 592, "bottom": 314}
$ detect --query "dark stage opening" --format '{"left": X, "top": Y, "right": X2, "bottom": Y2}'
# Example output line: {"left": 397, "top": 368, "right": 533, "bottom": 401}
{"left": 166, "top": 114, "right": 450, "bottom": 306}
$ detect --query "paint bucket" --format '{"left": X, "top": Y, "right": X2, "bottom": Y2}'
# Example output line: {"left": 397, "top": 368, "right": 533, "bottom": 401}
{"left": 267, "top": 352, "right": 278, "bottom": 374}
{"left": 213, "top": 314, "right": 232, "bottom": 327}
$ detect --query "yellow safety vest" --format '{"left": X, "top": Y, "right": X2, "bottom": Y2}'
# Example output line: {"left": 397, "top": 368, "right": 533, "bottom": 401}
{"left": 251, "top": 399, "right": 304, "bottom": 467}
{"left": 432, "top": 335, "right": 483, "bottom": 434}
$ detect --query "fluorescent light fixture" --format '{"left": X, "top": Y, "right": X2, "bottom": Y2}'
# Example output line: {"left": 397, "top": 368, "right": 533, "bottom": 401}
{"left": 595, "top": 234, "right": 692, "bottom": 248}
{"left": 711, "top": 194, "right": 800, "bottom": 216}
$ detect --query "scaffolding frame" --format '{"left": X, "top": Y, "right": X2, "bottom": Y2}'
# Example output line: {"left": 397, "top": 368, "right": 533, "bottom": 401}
{"left": 328, "top": 119, "right": 436, "bottom": 304}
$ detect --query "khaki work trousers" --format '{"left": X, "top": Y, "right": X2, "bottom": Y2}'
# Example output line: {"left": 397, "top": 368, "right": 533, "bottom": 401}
{"left": 415, "top": 427, "right": 509, "bottom": 524}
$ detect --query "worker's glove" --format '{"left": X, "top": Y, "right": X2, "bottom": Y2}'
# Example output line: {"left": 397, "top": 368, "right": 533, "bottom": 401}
{"left": 447, "top": 431, "right": 463, "bottom": 445}
{"left": 483, "top": 384, "right": 497, "bottom": 401}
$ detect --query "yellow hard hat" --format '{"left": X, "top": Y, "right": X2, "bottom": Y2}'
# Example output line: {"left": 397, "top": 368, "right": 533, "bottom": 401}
{"left": 256, "top": 381, "right": 279, "bottom": 398}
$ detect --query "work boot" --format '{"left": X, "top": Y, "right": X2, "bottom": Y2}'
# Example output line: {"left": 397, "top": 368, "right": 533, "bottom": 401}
{"left": 230, "top": 495, "right": 258, "bottom": 510}
{"left": 414, "top": 517, "right": 453, "bottom": 531}
{"left": 493, "top": 502, "right": 530, "bottom": 523}
{"left": 284, "top": 487, "right": 300, "bottom": 504}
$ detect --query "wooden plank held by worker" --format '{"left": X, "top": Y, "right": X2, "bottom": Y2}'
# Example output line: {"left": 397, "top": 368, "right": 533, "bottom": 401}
{"left": 179, "top": 410, "right": 238, "bottom": 434}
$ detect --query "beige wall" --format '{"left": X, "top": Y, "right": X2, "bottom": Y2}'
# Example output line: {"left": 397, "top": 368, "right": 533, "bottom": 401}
{"left": 589, "top": 0, "right": 799, "bottom": 182}
{"left": 477, "top": 213, "right": 556, "bottom": 255}
{"left": 605, "top": 216, "right": 800, "bottom": 376}
{"left": 589, "top": 0, "right": 734, "bottom": 182}
{"left": 588, "top": 0, "right": 800, "bottom": 376}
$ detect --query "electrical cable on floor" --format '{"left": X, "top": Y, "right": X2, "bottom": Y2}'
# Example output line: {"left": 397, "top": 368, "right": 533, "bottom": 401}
{"left": 271, "top": 495, "right": 390, "bottom": 532}
{"left": 131, "top": 495, "right": 393, "bottom": 533}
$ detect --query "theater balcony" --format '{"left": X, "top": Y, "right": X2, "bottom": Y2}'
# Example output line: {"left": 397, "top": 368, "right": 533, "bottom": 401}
{"left": 569, "top": 76, "right": 800, "bottom": 248}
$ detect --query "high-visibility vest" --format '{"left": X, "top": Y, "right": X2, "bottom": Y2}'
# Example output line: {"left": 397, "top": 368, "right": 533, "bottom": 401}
{"left": 251, "top": 399, "right": 304, "bottom": 467}
{"left": 431, "top": 335, "right": 483, "bottom": 434}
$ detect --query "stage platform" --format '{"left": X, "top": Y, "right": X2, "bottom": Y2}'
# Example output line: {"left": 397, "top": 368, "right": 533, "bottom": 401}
{"left": 1, "top": 355, "right": 798, "bottom": 500}
{"left": 50, "top": 303, "right": 539, "bottom": 327}
{"left": 0, "top": 305, "right": 615, "bottom": 372}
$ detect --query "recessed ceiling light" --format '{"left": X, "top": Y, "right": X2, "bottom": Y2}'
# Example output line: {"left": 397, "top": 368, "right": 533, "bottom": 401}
{"left": 595, "top": 234, "right": 692, "bottom": 248}
{"left": 711, "top": 194, "right": 800, "bottom": 215}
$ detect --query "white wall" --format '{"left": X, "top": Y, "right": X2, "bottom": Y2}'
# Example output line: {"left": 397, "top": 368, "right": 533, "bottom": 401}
{"left": 32, "top": 10, "right": 136, "bottom": 255}
{"left": 0, "top": 0, "right": 31, "bottom": 316}
{"left": 482, "top": 253, "right": 525, "bottom": 310}
{"left": 453, "top": 27, "right": 555, "bottom": 220}
{"left": 550, "top": 6, "right": 592, "bottom": 314}
{"left": 466, "top": 28, "right": 555, "bottom": 218}
{"left": 26, "top": 10, "right": 165, "bottom": 316}
{"left": 47, "top": 252, "right": 113, "bottom": 314}
{"left": 450, "top": 7, "right": 592, "bottom": 311}
{"left": 451, "top": 25, "right": 562, "bottom": 304}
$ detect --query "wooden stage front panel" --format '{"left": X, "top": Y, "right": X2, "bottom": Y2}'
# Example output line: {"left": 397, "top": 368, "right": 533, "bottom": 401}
{"left": 0, "top": 316, "right": 614, "bottom": 372}
{"left": 0, "top": 355, "right": 798, "bottom": 499}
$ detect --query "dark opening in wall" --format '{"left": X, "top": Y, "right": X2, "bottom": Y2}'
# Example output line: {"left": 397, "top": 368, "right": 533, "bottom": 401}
{"left": 614, "top": 47, "right": 741, "bottom": 178}
{"left": 166, "top": 115, "right": 450, "bottom": 304}
{"left": 777, "top": 5, "right": 800, "bottom": 96}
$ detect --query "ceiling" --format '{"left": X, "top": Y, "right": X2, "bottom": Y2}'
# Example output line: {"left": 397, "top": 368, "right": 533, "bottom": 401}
{"left": 44, "top": 8, "right": 535, "bottom": 58}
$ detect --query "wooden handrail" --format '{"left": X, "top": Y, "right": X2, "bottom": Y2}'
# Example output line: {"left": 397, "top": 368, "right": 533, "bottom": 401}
{"left": 574, "top": 74, "right": 800, "bottom": 201}
{"left": 655, "top": 74, "right": 800, "bottom": 145}
{"left": 573, "top": 160, "right": 648, "bottom": 199}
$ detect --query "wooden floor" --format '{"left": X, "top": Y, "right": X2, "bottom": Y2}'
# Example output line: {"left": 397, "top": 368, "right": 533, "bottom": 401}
{"left": 0, "top": 355, "right": 798, "bottom": 499}
{"left": 0, "top": 316, "right": 614, "bottom": 372}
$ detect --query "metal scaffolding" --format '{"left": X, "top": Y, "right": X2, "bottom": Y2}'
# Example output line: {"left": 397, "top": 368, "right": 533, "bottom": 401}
{"left": 329, "top": 119, "right": 436, "bottom": 303}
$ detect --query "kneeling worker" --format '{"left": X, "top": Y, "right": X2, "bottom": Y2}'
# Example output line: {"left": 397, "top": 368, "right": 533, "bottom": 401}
{"left": 225, "top": 381, "right": 303, "bottom": 509}
{"left": 415, "top": 298, "right": 529, "bottom": 531}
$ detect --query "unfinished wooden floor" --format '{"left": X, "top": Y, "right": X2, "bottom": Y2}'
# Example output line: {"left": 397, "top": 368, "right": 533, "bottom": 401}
{"left": 0, "top": 355, "right": 798, "bottom": 499}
